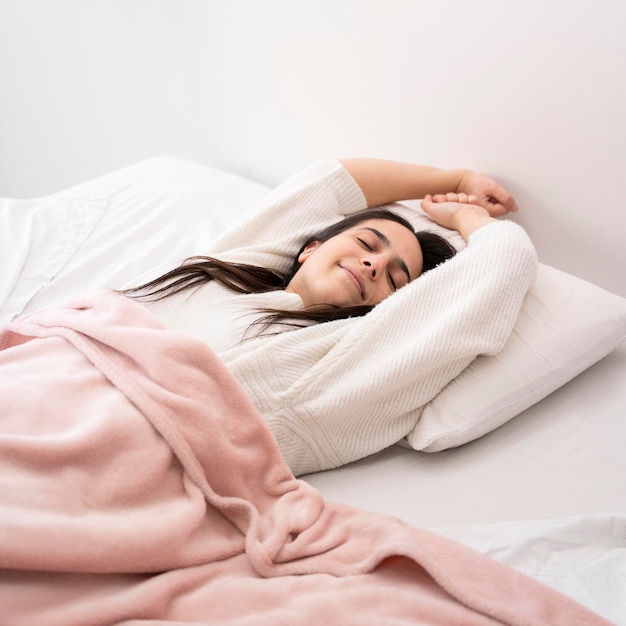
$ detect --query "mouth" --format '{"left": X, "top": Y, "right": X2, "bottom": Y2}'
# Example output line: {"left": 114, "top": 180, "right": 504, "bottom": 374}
{"left": 340, "top": 264, "right": 364, "bottom": 300}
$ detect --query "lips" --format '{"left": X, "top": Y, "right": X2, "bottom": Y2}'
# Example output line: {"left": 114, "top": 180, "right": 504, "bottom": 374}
{"left": 340, "top": 264, "right": 364, "bottom": 300}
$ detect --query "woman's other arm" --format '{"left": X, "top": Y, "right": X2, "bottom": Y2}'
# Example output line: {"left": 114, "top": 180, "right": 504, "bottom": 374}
{"left": 420, "top": 192, "right": 506, "bottom": 241}
{"left": 339, "top": 158, "right": 518, "bottom": 215}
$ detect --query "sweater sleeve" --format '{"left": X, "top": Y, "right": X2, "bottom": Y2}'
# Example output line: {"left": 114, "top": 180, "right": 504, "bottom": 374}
{"left": 248, "top": 220, "right": 538, "bottom": 475}
{"left": 207, "top": 159, "right": 367, "bottom": 273}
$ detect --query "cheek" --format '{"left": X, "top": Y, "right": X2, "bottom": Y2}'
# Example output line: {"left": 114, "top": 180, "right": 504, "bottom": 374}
{"left": 370, "top": 287, "right": 392, "bottom": 307}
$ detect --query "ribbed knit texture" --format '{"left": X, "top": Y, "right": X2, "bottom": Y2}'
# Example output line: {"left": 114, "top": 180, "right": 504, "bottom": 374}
{"left": 143, "top": 159, "right": 537, "bottom": 476}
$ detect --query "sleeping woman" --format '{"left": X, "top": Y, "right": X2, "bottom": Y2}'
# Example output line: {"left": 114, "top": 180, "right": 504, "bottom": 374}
{"left": 123, "top": 157, "right": 537, "bottom": 475}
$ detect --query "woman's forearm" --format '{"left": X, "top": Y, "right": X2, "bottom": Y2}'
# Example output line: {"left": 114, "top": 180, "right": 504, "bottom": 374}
{"left": 339, "top": 158, "right": 468, "bottom": 207}
{"left": 340, "top": 157, "right": 518, "bottom": 216}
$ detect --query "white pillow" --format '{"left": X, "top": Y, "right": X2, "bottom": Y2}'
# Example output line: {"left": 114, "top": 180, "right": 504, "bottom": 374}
{"left": 386, "top": 201, "right": 626, "bottom": 452}
{"left": 405, "top": 263, "right": 626, "bottom": 451}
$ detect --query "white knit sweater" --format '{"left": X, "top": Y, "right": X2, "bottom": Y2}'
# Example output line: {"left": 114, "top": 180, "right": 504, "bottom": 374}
{"left": 143, "top": 159, "right": 537, "bottom": 476}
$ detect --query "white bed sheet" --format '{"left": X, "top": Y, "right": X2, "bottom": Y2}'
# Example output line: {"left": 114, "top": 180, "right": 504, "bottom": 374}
{"left": 2, "top": 156, "right": 624, "bottom": 623}
{"left": 0, "top": 156, "right": 269, "bottom": 323}
{"left": 304, "top": 342, "right": 626, "bottom": 527}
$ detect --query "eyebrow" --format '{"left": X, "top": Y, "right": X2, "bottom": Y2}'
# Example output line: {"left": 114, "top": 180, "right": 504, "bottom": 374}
{"left": 363, "top": 227, "right": 412, "bottom": 283}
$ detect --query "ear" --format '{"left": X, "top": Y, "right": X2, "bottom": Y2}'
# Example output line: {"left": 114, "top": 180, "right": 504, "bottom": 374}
{"left": 298, "top": 240, "right": 321, "bottom": 263}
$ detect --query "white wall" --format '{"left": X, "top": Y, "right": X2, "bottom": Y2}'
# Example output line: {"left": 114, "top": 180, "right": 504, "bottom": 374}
{"left": 1, "top": 0, "right": 624, "bottom": 296}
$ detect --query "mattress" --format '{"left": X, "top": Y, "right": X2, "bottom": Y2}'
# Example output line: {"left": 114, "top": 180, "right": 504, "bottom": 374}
{"left": 2, "top": 156, "right": 625, "bottom": 623}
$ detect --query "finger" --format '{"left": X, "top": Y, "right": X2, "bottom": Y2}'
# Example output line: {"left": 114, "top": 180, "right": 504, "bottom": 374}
{"left": 432, "top": 194, "right": 448, "bottom": 203}
{"left": 445, "top": 192, "right": 458, "bottom": 202}
{"left": 486, "top": 200, "right": 510, "bottom": 217}
{"left": 468, "top": 194, "right": 479, "bottom": 204}
{"left": 494, "top": 196, "right": 517, "bottom": 213}
{"left": 478, "top": 192, "right": 514, "bottom": 216}
{"left": 489, "top": 188, "right": 519, "bottom": 213}
{"left": 456, "top": 192, "right": 469, "bottom": 204}
{"left": 505, "top": 196, "right": 519, "bottom": 213}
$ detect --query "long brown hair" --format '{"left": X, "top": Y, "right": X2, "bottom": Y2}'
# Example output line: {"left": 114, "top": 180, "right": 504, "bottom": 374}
{"left": 122, "top": 208, "right": 457, "bottom": 329}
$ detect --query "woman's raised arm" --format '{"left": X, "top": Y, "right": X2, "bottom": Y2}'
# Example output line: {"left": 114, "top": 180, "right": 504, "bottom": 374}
{"left": 339, "top": 158, "right": 518, "bottom": 214}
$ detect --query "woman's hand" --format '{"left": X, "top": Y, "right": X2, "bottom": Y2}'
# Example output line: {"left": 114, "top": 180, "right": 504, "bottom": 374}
{"left": 421, "top": 193, "right": 500, "bottom": 241}
{"left": 456, "top": 171, "right": 518, "bottom": 216}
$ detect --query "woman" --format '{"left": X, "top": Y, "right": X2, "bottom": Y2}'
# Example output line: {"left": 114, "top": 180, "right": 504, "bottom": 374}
{"left": 128, "top": 206, "right": 457, "bottom": 329}
{"left": 127, "top": 158, "right": 537, "bottom": 476}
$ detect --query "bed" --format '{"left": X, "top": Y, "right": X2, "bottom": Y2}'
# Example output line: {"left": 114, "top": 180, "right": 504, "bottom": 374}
{"left": 2, "top": 156, "right": 625, "bottom": 624}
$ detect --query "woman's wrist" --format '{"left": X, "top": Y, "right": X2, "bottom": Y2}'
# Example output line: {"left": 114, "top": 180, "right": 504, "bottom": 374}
{"left": 450, "top": 169, "right": 471, "bottom": 194}
{"left": 454, "top": 205, "right": 496, "bottom": 241}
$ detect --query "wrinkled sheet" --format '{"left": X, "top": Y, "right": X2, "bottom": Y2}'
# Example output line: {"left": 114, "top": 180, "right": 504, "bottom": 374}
{"left": 0, "top": 291, "right": 611, "bottom": 625}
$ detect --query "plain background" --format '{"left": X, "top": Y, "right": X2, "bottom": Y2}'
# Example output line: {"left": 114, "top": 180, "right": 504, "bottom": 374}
{"left": 1, "top": 0, "right": 624, "bottom": 297}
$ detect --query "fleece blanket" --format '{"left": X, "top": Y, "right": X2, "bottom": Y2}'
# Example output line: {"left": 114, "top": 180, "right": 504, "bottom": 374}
{"left": 0, "top": 291, "right": 611, "bottom": 626}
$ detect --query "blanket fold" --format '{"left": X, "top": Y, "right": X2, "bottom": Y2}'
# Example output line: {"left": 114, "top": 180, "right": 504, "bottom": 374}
{"left": 0, "top": 291, "right": 611, "bottom": 625}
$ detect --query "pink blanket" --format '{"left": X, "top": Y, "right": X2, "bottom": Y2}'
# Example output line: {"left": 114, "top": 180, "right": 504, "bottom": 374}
{"left": 0, "top": 291, "right": 610, "bottom": 625}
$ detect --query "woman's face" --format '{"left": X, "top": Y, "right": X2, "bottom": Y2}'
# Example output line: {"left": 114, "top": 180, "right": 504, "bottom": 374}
{"left": 286, "top": 218, "right": 423, "bottom": 308}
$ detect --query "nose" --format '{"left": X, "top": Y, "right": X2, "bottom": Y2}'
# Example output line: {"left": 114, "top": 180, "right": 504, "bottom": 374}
{"left": 362, "top": 255, "right": 385, "bottom": 279}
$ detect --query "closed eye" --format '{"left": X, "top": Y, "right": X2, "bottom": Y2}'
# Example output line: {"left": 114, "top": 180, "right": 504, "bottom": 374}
{"left": 357, "top": 237, "right": 374, "bottom": 251}
{"left": 387, "top": 272, "right": 397, "bottom": 291}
